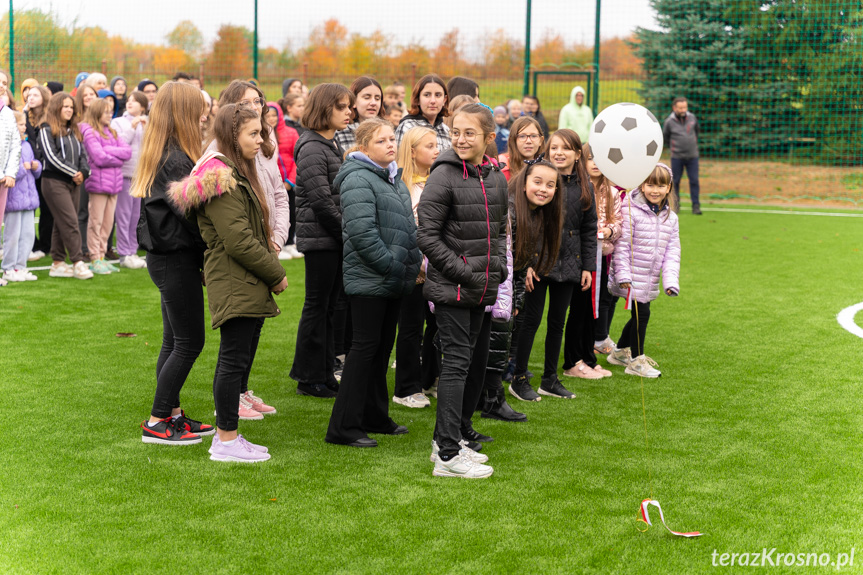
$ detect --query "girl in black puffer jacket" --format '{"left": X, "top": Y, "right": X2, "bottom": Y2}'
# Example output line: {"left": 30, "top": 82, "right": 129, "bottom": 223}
{"left": 289, "top": 84, "right": 355, "bottom": 398}
{"left": 417, "top": 104, "right": 507, "bottom": 479}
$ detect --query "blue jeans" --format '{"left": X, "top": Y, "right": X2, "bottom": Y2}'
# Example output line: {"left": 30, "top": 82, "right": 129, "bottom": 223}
{"left": 671, "top": 157, "right": 700, "bottom": 209}
{"left": 2, "top": 210, "right": 35, "bottom": 270}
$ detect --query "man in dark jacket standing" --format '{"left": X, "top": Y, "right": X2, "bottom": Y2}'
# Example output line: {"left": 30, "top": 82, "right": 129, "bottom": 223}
{"left": 663, "top": 97, "right": 701, "bottom": 215}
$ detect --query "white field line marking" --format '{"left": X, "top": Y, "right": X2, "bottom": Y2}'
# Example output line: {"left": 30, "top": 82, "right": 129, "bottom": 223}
{"left": 702, "top": 207, "right": 863, "bottom": 218}
{"left": 838, "top": 302, "right": 863, "bottom": 339}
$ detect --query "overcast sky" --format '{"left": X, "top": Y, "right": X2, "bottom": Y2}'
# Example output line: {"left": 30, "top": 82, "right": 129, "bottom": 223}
{"left": 30, "top": 0, "right": 657, "bottom": 50}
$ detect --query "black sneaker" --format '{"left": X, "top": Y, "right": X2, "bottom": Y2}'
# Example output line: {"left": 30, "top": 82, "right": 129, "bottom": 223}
{"left": 538, "top": 376, "right": 576, "bottom": 399}
{"left": 325, "top": 377, "right": 340, "bottom": 392}
{"left": 297, "top": 382, "right": 338, "bottom": 398}
{"left": 508, "top": 374, "right": 541, "bottom": 402}
{"left": 175, "top": 410, "right": 215, "bottom": 436}
{"left": 463, "top": 439, "right": 483, "bottom": 452}
{"left": 692, "top": 206, "right": 702, "bottom": 215}
{"left": 141, "top": 417, "right": 202, "bottom": 445}
{"left": 462, "top": 426, "right": 494, "bottom": 443}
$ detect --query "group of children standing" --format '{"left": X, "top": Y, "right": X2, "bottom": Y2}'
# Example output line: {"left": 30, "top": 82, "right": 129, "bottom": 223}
{"left": 127, "top": 72, "right": 681, "bottom": 479}
{"left": 0, "top": 71, "right": 152, "bottom": 285}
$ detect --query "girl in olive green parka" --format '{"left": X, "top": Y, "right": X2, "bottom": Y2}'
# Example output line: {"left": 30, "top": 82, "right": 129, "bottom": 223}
{"left": 168, "top": 104, "right": 287, "bottom": 462}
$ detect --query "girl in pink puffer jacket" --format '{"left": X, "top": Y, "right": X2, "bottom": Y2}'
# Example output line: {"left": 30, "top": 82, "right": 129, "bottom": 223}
{"left": 81, "top": 98, "right": 131, "bottom": 274}
{"left": 607, "top": 163, "right": 680, "bottom": 378}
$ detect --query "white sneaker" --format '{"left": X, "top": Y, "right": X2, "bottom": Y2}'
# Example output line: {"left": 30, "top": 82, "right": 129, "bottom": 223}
{"left": 625, "top": 355, "right": 661, "bottom": 378}
{"left": 73, "top": 261, "right": 94, "bottom": 280}
{"left": 287, "top": 245, "right": 304, "bottom": 259}
{"left": 278, "top": 248, "right": 293, "bottom": 260}
{"left": 19, "top": 270, "right": 38, "bottom": 281}
{"left": 3, "top": 269, "right": 23, "bottom": 282}
{"left": 49, "top": 262, "right": 74, "bottom": 278}
{"left": 120, "top": 255, "right": 146, "bottom": 269}
{"left": 393, "top": 393, "right": 430, "bottom": 408}
{"left": 135, "top": 254, "right": 148, "bottom": 268}
{"left": 433, "top": 451, "right": 493, "bottom": 478}
{"left": 607, "top": 346, "right": 632, "bottom": 366}
{"left": 430, "top": 439, "right": 488, "bottom": 463}
{"left": 28, "top": 250, "right": 45, "bottom": 261}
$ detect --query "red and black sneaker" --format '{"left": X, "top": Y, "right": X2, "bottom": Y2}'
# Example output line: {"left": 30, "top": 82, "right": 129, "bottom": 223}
{"left": 175, "top": 410, "right": 215, "bottom": 436}
{"left": 141, "top": 417, "right": 202, "bottom": 445}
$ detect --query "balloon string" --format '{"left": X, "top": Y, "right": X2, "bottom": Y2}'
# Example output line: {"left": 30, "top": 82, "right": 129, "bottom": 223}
{"left": 628, "top": 191, "right": 654, "bottom": 501}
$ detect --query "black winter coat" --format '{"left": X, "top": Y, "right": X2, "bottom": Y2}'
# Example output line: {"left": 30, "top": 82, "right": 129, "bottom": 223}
{"left": 293, "top": 130, "right": 344, "bottom": 252}
{"left": 417, "top": 149, "right": 509, "bottom": 308}
{"left": 137, "top": 146, "right": 206, "bottom": 258}
{"left": 546, "top": 172, "right": 598, "bottom": 282}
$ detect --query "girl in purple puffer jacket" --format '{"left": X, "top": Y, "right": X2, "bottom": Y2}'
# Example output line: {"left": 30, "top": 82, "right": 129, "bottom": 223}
{"left": 607, "top": 163, "right": 681, "bottom": 378}
{"left": 81, "top": 98, "right": 131, "bottom": 274}
{"left": 2, "top": 111, "right": 41, "bottom": 283}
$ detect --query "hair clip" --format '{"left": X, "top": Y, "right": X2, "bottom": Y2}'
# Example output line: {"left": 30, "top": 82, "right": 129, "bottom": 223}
{"left": 524, "top": 153, "right": 546, "bottom": 166}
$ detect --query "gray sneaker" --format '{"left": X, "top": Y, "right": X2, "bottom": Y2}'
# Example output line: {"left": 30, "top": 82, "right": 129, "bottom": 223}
{"left": 607, "top": 346, "right": 632, "bottom": 366}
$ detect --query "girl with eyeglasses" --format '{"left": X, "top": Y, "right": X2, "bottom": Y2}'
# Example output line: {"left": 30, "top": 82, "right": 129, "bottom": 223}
{"left": 499, "top": 116, "right": 545, "bottom": 182}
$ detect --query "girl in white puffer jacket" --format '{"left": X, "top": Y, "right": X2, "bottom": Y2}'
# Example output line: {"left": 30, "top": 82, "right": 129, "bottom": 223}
{"left": 607, "top": 163, "right": 681, "bottom": 378}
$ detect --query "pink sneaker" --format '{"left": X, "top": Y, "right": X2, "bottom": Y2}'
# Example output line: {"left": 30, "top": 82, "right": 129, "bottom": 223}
{"left": 242, "top": 390, "right": 276, "bottom": 414}
{"left": 209, "top": 435, "right": 270, "bottom": 462}
{"left": 592, "top": 364, "right": 613, "bottom": 378}
{"left": 239, "top": 395, "right": 264, "bottom": 420}
{"left": 563, "top": 361, "right": 603, "bottom": 379}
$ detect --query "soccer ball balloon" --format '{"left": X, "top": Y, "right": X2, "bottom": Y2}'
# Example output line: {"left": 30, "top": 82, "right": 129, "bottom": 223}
{"left": 589, "top": 103, "right": 663, "bottom": 190}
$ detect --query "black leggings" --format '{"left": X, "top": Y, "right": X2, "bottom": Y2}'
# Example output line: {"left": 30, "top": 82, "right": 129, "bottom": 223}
{"left": 147, "top": 251, "right": 205, "bottom": 419}
{"left": 394, "top": 284, "right": 428, "bottom": 397}
{"left": 290, "top": 250, "right": 341, "bottom": 386}
{"left": 214, "top": 317, "right": 265, "bottom": 432}
{"left": 617, "top": 301, "right": 651, "bottom": 357}
{"left": 595, "top": 255, "right": 619, "bottom": 341}
{"left": 563, "top": 283, "right": 597, "bottom": 369}
{"left": 286, "top": 186, "right": 297, "bottom": 245}
{"left": 513, "top": 279, "right": 575, "bottom": 378}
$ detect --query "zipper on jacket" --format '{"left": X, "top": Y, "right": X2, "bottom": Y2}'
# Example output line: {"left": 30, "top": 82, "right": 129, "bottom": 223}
{"left": 458, "top": 254, "right": 468, "bottom": 301}
{"left": 478, "top": 169, "right": 491, "bottom": 302}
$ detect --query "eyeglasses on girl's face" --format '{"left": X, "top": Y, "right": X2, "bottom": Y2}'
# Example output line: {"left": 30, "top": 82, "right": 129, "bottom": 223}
{"left": 239, "top": 98, "right": 265, "bottom": 109}
{"left": 452, "top": 130, "right": 479, "bottom": 142}
{"left": 517, "top": 133, "right": 542, "bottom": 142}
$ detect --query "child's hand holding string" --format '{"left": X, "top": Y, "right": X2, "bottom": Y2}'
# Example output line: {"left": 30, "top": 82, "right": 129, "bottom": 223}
{"left": 619, "top": 282, "right": 631, "bottom": 289}
{"left": 581, "top": 270, "right": 592, "bottom": 291}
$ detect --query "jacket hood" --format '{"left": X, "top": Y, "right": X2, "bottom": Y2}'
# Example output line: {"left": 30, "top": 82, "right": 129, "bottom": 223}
{"left": 137, "top": 79, "right": 157, "bottom": 92}
{"left": 108, "top": 76, "right": 129, "bottom": 96}
{"left": 268, "top": 101, "right": 285, "bottom": 125}
{"left": 97, "top": 89, "right": 116, "bottom": 100}
{"left": 430, "top": 148, "right": 501, "bottom": 179}
{"left": 166, "top": 154, "right": 237, "bottom": 212}
{"left": 336, "top": 152, "right": 400, "bottom": 187}
{"left": 75, "top": 73, "right": 89, "bottom": 88}
{"left": 569, "top": 86, "right": 586, "bottom": 107}
{"left": 282, "top": 78, "right": 299, "bottom": 97}
{"left": 294, "top": 129, "right": 337, "bottom": 158}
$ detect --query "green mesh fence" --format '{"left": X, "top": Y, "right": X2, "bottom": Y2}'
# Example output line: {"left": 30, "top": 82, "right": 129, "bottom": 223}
{"left": 1, "top": 1, "right": 860, "bottom": 204}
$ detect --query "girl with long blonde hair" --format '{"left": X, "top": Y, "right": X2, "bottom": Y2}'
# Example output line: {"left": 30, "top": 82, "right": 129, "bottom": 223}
{"left": 136, "top": 81, "right": 214, "bottom": 446}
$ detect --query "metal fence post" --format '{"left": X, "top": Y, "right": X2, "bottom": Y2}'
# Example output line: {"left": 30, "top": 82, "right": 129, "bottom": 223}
{"left": 253, "top": 0, "right": 259, "bottom": 79}
{"left": 523, "top": 0, "right": 532, "bottom": 96}
{"left": 8, "top": 0, "right": 13, "bottom": 93}
{"left": 592, "top": 0, "right": 601, "bottom": 114}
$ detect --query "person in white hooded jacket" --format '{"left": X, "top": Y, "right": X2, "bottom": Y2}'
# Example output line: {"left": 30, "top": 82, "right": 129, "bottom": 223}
{"left": 0, "top": 69, "right": 23, "bottom": 263}
{"left": 557, "top": 86, "right": 594, "bottom": 144}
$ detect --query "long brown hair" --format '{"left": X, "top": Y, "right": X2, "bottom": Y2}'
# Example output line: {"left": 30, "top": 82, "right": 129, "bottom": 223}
{"left": 27, "top": 85, "right": 51, "bottom": 128}
{"left": 509, "top": 160, "right": 565, "bottom": 275}
{"left": 408, "top": 74, "right": 449, "bottom": 121}
{"left": 84, "top": 99, "right": 118, "bottom": 139}
{"left": 45, "top": 92, "right": 82, "bottom": 141}
{"left": 506, "top": 116, "right": 545, "bottom": 179}
{"left": 550, "top": 129, "right": 593, "bottom": 211}
{"left": 214, "top": 80, "right": 274, "bottom": 159}
{"left": 131, "top": 82, "right": 205, "bottom": 198}
{"left": 582, "top": 142, "right": 614, "bottom": 220}
{"left": 214, "top": 103, "right": 273, "bottom": 242}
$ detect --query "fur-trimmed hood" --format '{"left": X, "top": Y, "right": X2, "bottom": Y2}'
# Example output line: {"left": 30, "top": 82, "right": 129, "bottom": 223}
{"left": 166, "top": 152, "right": 237, "bottom": 212}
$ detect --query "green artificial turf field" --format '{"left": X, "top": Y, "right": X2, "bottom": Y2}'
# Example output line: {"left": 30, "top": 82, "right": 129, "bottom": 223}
{"left": 1, "top": 205, "right": 862, "bottom": 574}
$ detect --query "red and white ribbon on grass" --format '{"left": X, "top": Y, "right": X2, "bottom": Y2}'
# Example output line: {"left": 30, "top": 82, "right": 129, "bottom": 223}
{"left": 638, "top": 499, "right": 703, "bottom": 538}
